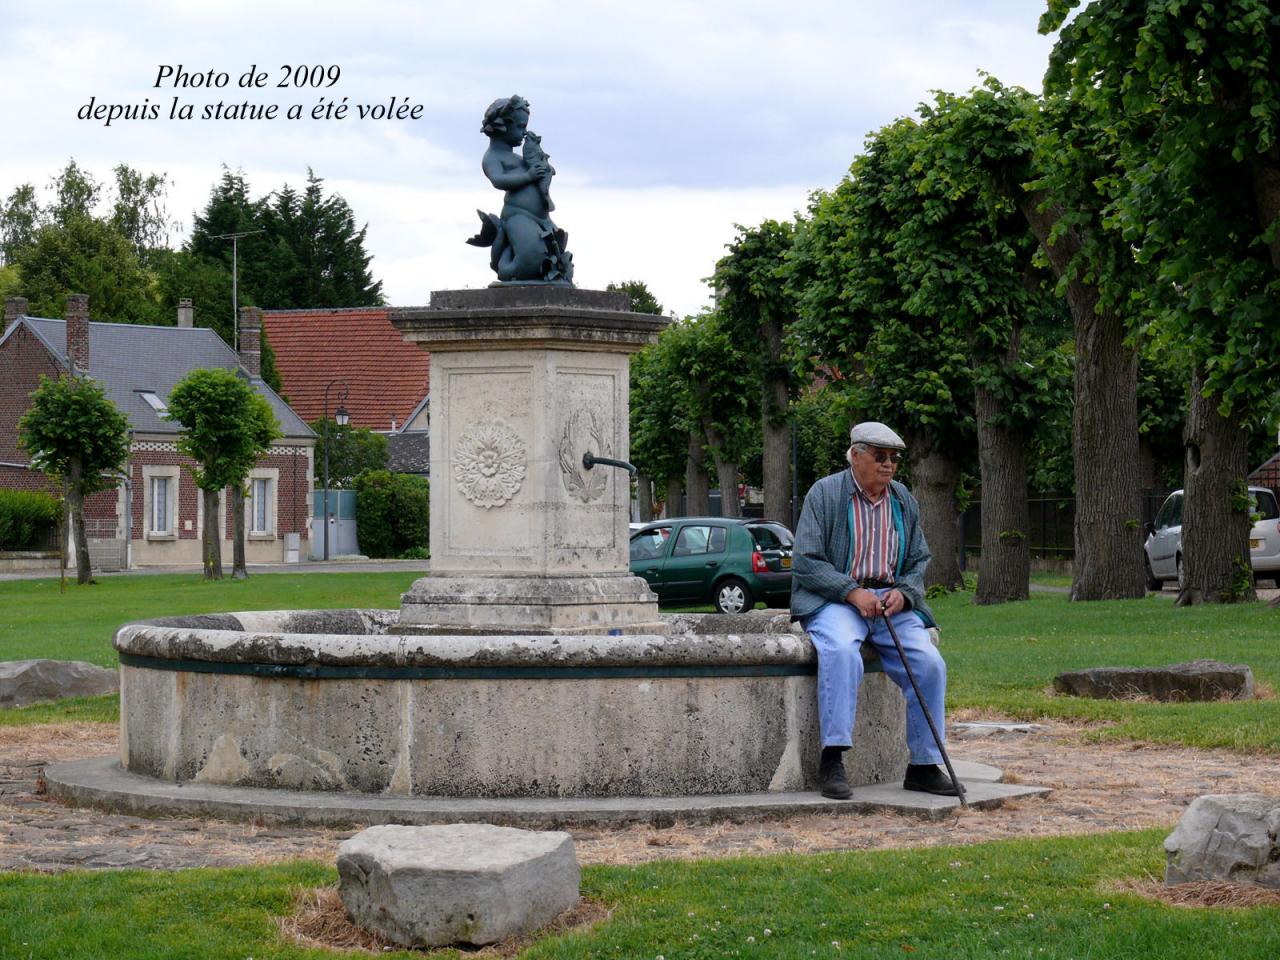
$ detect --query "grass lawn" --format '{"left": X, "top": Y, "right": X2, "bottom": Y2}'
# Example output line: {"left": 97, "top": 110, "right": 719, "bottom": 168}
{"left": 2, "top": 572, "right": 1278, "bottom": 751}
{"left": 1, "top": 830, "right": 1276, "bottom": 959}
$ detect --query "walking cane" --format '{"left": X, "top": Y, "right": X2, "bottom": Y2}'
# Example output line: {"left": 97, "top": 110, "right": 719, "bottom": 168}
{"left": 879, "top": 601, "right": 969, "bottom": 809}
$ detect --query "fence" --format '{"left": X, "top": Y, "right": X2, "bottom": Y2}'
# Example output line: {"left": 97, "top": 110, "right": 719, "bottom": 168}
{"left": 961, "top": 490, "right": 1172, "bottom": 559}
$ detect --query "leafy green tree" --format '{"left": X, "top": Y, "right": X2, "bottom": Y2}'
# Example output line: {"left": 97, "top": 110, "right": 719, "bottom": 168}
{"left": 712, "top": 220, "right": 797, "bottom": 524}
{"left": 790, "top": 119, "right": 974, "bottom": 589}
{"left": 630, "top": 337, "right": 688, "bottom": 519}
{"left": 16, "top": 215, "right": 163, "bottom": 324}
{"left": 1042, "top": 0, "right": 1280, "bottom": 603}
{"left": 0, "top": 184, "right": 39, "bottom": 265}
{"left": 18, "top": 371, "right": 130, "bottom": 584}
{"left": 167, "top": 369, "right": 281, "bottom": 580}
{"left": 606, "top": 280, "right": 665, "bottom": 315}
{"left": 309, "top": 419, "right": 389, "bottom": 487}
{"left": 917, "top": 77, "right": 1149, "bottom": 600}
{"left": 108, "top": 164, "right": 174, "bottom": 259}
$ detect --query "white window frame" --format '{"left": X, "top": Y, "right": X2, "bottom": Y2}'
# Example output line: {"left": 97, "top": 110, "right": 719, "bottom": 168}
{"left": 246, "top": 468, "right": 279, "bottom": 540}
{"left": 141, "top": 465, "right": 179, "bottom": 541}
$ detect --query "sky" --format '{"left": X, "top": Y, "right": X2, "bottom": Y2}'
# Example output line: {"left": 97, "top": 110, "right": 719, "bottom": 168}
{"left": 0, "top": 1, "right": 1060, "bottom": 318}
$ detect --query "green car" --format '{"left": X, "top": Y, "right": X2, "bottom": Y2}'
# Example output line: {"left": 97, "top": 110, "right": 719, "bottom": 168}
{"left": 629, "top": 517, "right": 794, "bottom": 614}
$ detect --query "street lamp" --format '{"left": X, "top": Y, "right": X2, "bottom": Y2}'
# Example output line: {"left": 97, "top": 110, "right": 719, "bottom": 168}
{"left": 322, "top": 380, "right": 350, "bottom": 561}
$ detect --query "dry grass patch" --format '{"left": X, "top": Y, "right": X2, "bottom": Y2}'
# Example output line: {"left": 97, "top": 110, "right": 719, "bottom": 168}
{"left": 1111, "top": 877, "right": 1280, "bottom": 909}
{"left": 277, "top": 885, "right": 612, "bottom": 956}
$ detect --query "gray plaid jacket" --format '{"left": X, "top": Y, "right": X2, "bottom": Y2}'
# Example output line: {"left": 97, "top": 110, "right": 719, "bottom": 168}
{"left": 789, "top": 469, "right": 936, "bottom": 627}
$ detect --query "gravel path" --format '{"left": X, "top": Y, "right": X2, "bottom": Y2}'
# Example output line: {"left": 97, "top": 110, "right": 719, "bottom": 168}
{"left": 4, "top": 718, "right": 1278, "bottom": 873}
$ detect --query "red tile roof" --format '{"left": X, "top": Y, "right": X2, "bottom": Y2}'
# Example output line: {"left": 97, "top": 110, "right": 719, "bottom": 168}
{"left": 262, "top": 308, "right": 429, "bottom": 431}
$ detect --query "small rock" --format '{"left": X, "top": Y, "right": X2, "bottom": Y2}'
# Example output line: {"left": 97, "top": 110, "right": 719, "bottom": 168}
{"left": 0, "top": 660, "right": 118, "bottom": 708}
{"left": 337, "top": 823, "right": 579, "bottom": 948}
{"left": 1165, "top": 794, "right": 1280, "bottom": 888}
{"left": 1053, "top": 659, "right": 1254, "bottom": 702}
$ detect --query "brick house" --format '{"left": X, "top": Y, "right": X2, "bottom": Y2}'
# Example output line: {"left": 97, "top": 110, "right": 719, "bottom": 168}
{"left": 1, "top": 296, "right": 315, "bottom": 570}
{"left": 1250, "top": 449, "right": 1280, "bottom": 501}
{"left": 262, "top": 307, "right": 429, "bottom": 476}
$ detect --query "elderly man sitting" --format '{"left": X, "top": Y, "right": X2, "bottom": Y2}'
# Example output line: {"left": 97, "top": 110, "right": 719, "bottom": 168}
{"left": 790, "top": 421, "right": 959, "bottom": 800}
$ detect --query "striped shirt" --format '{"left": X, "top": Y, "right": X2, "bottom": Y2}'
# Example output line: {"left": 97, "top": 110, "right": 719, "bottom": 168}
{"left": 849, "top": 469, "right": 898, "bottom": 584}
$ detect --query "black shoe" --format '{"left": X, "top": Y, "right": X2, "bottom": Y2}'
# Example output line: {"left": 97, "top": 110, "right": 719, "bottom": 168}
{"left": 903, "top": 763, "right": 960, "bottom": 797}
{"left": 819, "top": 747, "right": 852, "bottom": 800}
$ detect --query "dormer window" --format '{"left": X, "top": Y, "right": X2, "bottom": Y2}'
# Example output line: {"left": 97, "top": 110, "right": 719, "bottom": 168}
{"left": 138, "top": 391, "right": 167, "bottom": 413}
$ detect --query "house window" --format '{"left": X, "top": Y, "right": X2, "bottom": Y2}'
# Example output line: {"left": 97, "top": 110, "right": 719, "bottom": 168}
{"left": 138, "top": 391, "right": 168, "bottom": 414}
{"left": 150, "top": 476, "right": 170, "bottom": 533}
{"left": 249, "top": 476, "right": 274, "bottom": 536}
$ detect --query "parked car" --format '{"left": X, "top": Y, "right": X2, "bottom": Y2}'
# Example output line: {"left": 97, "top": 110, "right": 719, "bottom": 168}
{"left": 1143, "top": 486, "right": 1280, "bottom": 590}
{"left": 629, "top": 517, "right": 794, "bottom": 613}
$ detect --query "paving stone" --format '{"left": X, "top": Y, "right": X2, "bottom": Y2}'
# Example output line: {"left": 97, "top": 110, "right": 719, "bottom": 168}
{"left": 337, "top": 823, "right": 580, "bottom": 948}
{"left": 0, "top": 659, "right": 118, "bottom": 708}
{"left": 1054, "top": 659, "right": 1254, "bottom": 702}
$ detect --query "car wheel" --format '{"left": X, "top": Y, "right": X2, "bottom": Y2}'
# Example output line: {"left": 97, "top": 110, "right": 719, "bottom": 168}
{"left": 1144, "top": 557, "right": 1162, "bottom": 592}
{"left": 1176, "top": 554, "right": 1185, "bottom": 592}
{"left": 714, "top": 577, "right": 753, "bottom": 614}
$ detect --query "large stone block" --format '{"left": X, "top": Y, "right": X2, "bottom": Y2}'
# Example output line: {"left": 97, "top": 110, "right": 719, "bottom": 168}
{"left": 0, "top": 659, "right": 118, "bottom": 708}
{"left": 1165, "top": 794, "right": 1280, "bottom": 887}
{"left": 1053, "top": 659, "right": 1254, "bottom": 702}
{"left": 337, "top": 823, "right": 579, "bottom": 947}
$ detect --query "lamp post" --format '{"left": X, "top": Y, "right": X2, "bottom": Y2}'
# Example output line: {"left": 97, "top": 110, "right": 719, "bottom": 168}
{"left": 322, "top": 380, "right": 350, "bottom": 561}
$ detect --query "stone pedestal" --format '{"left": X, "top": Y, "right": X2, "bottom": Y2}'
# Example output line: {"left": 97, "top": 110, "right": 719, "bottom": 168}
{"left": 391, "top": 287, "right": 668, "bottom": 634}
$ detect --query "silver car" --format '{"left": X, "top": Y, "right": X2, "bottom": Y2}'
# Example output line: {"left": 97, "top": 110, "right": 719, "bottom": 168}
{"left": 1144, "top": 486, "right": 1280, "bottom": 590}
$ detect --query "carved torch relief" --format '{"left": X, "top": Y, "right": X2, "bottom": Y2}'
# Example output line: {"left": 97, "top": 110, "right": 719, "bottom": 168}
{"left": 453, "top": 419, "right": 527, "bottom": 508}
{"left": 558, "top": 407, "right": 610, "bottom": 503}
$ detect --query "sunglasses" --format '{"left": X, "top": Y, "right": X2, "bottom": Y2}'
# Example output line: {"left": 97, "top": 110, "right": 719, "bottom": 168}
{"left": 862, "top": 449, "right": 903, "bottom": 464}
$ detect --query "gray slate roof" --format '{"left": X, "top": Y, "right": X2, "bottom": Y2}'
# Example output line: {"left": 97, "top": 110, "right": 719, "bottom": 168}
{"left": 387, "top": 430, "right": 429, "bottom": 475}
{"left": 15, "top": 317, "right": 314, "bottom": 439}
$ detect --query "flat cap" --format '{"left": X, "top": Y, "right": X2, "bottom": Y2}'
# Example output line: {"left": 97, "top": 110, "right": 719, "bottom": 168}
{"left": 849, "top": 421, "right": 905, "bottom": 450}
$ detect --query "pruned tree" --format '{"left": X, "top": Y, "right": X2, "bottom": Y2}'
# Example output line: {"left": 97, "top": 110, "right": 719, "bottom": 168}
{"left": 712, "top": 220, "right": 798, "bottom": 524}
{"left": 18, "top": 370, "right": 130, "bottom": 584}
{"left": 1042, "top": 0, "right": 1280, "bottom": 604}
{"left": 167, "top": 369, "right": 281, "bottom": 580}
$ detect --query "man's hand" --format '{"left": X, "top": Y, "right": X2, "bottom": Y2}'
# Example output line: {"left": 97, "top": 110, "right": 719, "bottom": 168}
{"left": 845, "top": 587, "right": 883, "bottom": 618}
{"left": 881, "top": 589, "right": 906, "bottom": 617}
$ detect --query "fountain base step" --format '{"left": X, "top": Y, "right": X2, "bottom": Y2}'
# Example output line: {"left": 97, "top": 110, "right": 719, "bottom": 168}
{"left": 45, "top": 756, "right": 1050, "bottom": 828}
{"left": 397, "top": 574, "right": 667, "bottom": 635}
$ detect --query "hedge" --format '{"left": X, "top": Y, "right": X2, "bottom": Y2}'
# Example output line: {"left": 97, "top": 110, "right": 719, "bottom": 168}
{"left": 0, "top": 489, "right": 61, "bottom": 551}
{"left": 353, "top": 470, "right": 429, "bottom": 559}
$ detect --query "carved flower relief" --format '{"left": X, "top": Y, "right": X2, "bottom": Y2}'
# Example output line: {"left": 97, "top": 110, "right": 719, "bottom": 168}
{"left": 558, "top": 407, "right": 610, "bottom": 503}
{"left": 452, "top": 419, "right": 527, "bottom": 508}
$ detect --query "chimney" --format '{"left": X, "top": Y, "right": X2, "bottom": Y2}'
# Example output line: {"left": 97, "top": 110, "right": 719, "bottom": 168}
{"left": 177, "top": 298, "right": 194, "bottom": 328}
{"left": 238, "top": 306, "right": 262, "bottom": 377}
{"left": 65, "top": 294, "right": 90, "bottom": 374}
{"left": 3, "top": 296, "right": 27, "bottom": 334}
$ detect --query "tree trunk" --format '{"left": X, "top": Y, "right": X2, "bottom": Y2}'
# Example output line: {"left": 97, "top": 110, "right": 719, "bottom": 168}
{"left": 701, "top": 419, "right": 740, "bottom": 517}
{"left": 636, "top": 474, "right": 654, "bottom": 522}
{"left": 66, "top": 458, "right": 93, "bottom": 585}
{"left": 202, "top": 486, "right": 223, "bottom": 580}
{"left": 685, "top": 432, "right": 710, "bottom": 516}
{"left": 909, "top": 441, "right": 964, "bottom": 590}
{"left": 1015, "top": 189, "right": 1145, "bottom": 600}
{"left": 762, "top": 316, "right": 791, "bottom": 524}
{"left": 974, "top": 384, "right": 1030, "bottom": 604}
{"left": 231, "top": 484, "right": 248, "bottom": 580}
{"left": 662, "top": 476, "right": 684, "bottom": 519}
{"left": 1247, "top": 146, "right": 1280, "bottom": 271}
{"left": 1177, "top": 369, "right": 1256, "bottom": 605}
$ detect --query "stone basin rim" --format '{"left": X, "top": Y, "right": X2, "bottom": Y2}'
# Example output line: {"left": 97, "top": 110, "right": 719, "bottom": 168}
{"left": 112, "top": 609, "right": 824, "bottom": 670}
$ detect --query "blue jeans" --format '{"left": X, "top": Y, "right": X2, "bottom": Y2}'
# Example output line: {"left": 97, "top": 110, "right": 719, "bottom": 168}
{"left": 801, "top": 593, "right": 947, "bottom": 765}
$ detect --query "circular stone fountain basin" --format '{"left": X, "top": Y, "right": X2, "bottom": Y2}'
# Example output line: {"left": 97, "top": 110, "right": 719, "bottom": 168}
{"left": 113, "top": 610, "right": 907, "bottom": 799}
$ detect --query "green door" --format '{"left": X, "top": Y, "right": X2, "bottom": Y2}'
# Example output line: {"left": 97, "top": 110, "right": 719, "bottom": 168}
{"left": 629, "top": 525, "right": 673, "bottom": 598}
{"left": 663, "top": 524, "right": 729, "bottom": 602}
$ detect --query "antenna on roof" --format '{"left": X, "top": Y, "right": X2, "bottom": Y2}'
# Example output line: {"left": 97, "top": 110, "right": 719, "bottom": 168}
{"left": 212, "top": 229, "right": 264, "bottom": 351}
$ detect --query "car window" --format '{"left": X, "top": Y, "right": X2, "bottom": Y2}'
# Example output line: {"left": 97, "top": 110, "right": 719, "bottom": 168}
{"left": 630, "top": 527, "right": 670, "bottom": 562}
{"left": 749, "top": 524, "right": 793, "bottom": 550}
{"left": 1252, "top": 490, "right": 1279, "bottom": 521}
{"left": 672, "top": 525, "right": 726, "bottom": 557}
{"left": 1155, "top": 494, "right": 1182, "bottom": 529}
